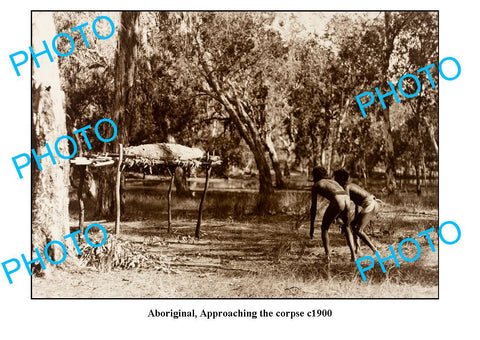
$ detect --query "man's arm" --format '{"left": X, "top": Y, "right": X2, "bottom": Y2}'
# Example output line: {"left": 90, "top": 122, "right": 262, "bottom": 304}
{"left": 310, "top": 188, "right": 317, "bottom": 239}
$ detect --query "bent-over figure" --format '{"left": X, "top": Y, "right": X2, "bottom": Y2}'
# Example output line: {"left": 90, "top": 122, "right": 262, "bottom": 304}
{"left": 310, "top": 166, "right": 356, "bottom": 262}
{"left": 333, "top": 169, "right": 380, "bottom": 255}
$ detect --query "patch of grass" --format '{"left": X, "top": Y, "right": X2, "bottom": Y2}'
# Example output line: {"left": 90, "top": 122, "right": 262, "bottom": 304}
{"left": 56, "top": 180, "right": 439, "bottom": 299}
{"left": 380, "top": 191, "right": 438, "bottom": 211}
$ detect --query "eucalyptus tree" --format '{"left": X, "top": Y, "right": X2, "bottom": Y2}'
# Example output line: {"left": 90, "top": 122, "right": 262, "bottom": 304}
{"left": 167, "top": 12, "right": 291, "bottom": 209}
{"left": 32, "top": 12, "right": 71, "bottom": 274}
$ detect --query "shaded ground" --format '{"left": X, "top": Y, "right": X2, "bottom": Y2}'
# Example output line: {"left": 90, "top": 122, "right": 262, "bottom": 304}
{"left": 33, "top": 187, "right": 439, "bottom": 298}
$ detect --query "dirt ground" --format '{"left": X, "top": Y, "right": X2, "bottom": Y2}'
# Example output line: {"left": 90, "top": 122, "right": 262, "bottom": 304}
{"left": 32, "top": 200, "right": 439, "bottom": 298}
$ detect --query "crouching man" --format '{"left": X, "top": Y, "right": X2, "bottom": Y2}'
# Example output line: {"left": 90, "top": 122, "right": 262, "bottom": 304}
{"left": 333, "top": 169, "right": 380, "bottom": 255}
{"left": 310, "top": 166, "right": 356, "bottom": 262}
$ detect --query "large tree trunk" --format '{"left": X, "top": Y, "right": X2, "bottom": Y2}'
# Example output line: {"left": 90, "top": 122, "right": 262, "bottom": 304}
{"left": 96, "top": 12, "right": 140, "bottom": 218}
{"left": 32, "top": 12, "right": 70, "bottom": 275}
{"left": 195, "top": 45, "right": 275, "bottom": 212}
{"left": 113, "top": 12, "right": 140, "bottom": 145}
{"left": 222, "top": 91, "right": 274, "bottom": 210}
{"left": 265, "top": 133, "right": 285, "bottom": 189}
{"left": 250, "top": 143, "right": 275, "bottom": 212}
{"left": 227, "top": 101, "right": 275, "bottom": 211}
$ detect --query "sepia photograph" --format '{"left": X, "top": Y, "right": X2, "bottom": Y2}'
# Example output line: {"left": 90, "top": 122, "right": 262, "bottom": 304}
{"left": 29, "top": 10, "right": 439, "bottom": 298}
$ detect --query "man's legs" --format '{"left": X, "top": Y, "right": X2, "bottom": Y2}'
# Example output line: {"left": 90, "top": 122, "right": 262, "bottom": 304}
{"left": 339, "top": 201, "right": 357, "bottom": 262}
{"left": 351, "top": 205, "right": 361, "bottom": 252}
{"left": 321, "top": 202, "right": 339, "bottom": 262}
{"left": 354, "top": 212, "right": 378, "bottom": 254}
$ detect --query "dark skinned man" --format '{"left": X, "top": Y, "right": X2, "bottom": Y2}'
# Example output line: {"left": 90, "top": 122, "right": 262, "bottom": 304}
{"left": 333, "top": 168, "right": 380, "bottom": 256}
{"left": 310, "top": 166, "right": 356, "bottom": 262}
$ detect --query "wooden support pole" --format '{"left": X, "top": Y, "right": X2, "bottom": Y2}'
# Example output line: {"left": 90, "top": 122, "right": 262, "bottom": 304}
{"left": 77, "top": 165, "right": 86, "bottom": 234}
{"left": 195, "top": 163, "right": 211, "bottom": 239}
{"left": 166, "top": 166, "right": 175, "bottom": 234}
{"left": 115, "top": 144, "right": 123, "bottom": 235}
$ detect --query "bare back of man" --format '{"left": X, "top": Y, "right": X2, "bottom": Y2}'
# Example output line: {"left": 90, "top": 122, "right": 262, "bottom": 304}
{"left": 310, "top": 172, "right": 357, "bottom": 262}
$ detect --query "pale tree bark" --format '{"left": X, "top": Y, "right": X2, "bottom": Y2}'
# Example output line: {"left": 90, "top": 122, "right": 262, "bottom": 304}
{"left": 96, "top": 12, "right": 140, "bottom": 218}
{"left": 424, "top": 116, "right": 438, "bottom": 155}
{"left": 265, "top": 133, "right": 285, "bottom": 189}
{"left": 319, "top": 118, "right": 330, "bottom": 170}
{"left": 32, "top": 12, "right": 70, "bottom": 275}
{"left": 309, "top": 125, "right": 320, "bottom": 168}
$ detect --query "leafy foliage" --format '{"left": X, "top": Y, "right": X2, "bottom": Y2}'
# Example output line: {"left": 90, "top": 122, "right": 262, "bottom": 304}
{"left": 54, "top": 11, "right": 438, "bottom": 192}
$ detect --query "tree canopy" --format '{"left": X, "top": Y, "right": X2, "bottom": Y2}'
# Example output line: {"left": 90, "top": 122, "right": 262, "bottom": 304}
{"left": 54, "top": 11, "right": 439, "bottom": 209}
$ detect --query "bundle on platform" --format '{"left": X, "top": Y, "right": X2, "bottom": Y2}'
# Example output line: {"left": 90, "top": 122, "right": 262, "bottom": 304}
{"left": 122, "top": 143, "right": 220, "bottom": 168}
{"left": 124, "top": 143, "right": 204, "bottom": 162}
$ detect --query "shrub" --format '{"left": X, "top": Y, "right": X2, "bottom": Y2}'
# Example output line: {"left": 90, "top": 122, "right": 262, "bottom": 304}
{"left": 79, "top": 233, "right": 171, "bottom": 272}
